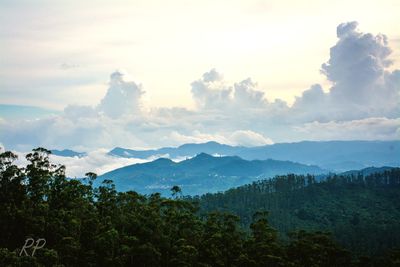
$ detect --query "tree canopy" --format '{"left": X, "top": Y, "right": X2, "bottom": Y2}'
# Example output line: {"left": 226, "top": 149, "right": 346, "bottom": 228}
{"left": 0, "top": 148, "right": 399, "bottom": 266}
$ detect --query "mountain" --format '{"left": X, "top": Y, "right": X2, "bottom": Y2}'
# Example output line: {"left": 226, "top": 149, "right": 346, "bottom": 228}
{"left": 239, "top": 140, "right": 400, "bottom": 171}
{"left": 340, "top": 166, "right": 396, "bottom": 176}
{"left": 51, "top": 149, "right": 87, "bottom": 158}
{"left": 109, "top": 140, "right": 400, "bottom": 171}
{"left": 198, "top": 168, "right": 400, "bottom": 255}
{"left": 97, "top": 153, "right": 326, "bottom": 195}
{"left": 108, "top": 141, "right": 240, "bottom": 159}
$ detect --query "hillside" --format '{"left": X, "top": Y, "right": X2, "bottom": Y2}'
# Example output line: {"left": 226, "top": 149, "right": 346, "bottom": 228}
{"left": 4, "top": 148, "right": 400, "bottom": 266}
{"left": 109, "top": 140, "right": 400, "bottom": 171}
{"left": 97, "top": 153, "right": 326, "bottom": 195}
{"left": 197, "top": 168, "right": 400, "bottom": 255}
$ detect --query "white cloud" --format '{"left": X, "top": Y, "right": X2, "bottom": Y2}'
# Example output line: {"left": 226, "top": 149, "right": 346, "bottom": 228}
{"left": 290, "top": 22, "right": 400, "bottom": 122}
{"left": 291, "top": 84, "right": 328, "bottom": 121}
{"left": 163, "top": 130, "right": 273, "bottom": 147}
{"left": 97, "top": 71, "right": 144, "bottom": 118}
{"left": 12, "top": 149, "right": 149, "bottom": 178}
{"left": 190, "top": 69, "right": 232, "bottom": 109}
{"left": 49, "top": 149, "right": 148, "bottom": 177}
{"left": 233, "top": 78, "right": 266, "bottom": 108}
{"left": 294, "top": 117, "right": 400, "bottom": 141}
{"left": 190, "top": 69, "right": 269, "bottom": 111}
{"left": 165, "top": 131, "right": 230, "bottom": 146}
{"left": 229, "top": 130, "right": 273, "bottom": 146}
{"left": 64, "top": 105, "right": 97, "bottom": 119}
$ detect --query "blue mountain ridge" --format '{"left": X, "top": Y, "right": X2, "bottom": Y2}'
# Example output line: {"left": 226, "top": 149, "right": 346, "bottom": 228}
{"left": 51, "top": 149, "right": 87, "bottom": 158}
{"left": 96, "top": 153, "right": 326, "bottom": 195}
{"left": 108, "top": 140, "right": 400, "bottom": 171}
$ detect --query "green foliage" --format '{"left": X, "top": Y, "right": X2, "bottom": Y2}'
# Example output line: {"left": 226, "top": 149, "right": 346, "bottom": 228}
{"left": 199, "top": 170, "right": 400, "bottom": 257}
{"left": 0, "top": 148, "right": 399, "bottom": 266}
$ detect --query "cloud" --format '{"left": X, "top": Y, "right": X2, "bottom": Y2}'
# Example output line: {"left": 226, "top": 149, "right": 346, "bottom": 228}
{"left": 291, "top": 84, "right": 328, "bottom": 121}
{"left": 12, "top": 149, "right": 149, "bottom": 178}
{"left": 229, "top": 130, "right": 273, "bottom": 146}
{"left": 336, "top": 21, "right": 359, "bottom": 38}
{"left": 0, "top": 113, "right": 147, "bottom": 151}
{"left": 166, "top": 131, "right": 231, "bottom": 145}
{"left": 97, "top": 71, "right": 144, "bottom": 118}
{"left": 323, "top": 22, "right": 397, "bottom": 113}
{"left": 202, "top": 68, "right": 223, "bottom": 82}
{"left": 323, "top": 21, "right": 392, "bottom": 88}
{"left": 190, "top": 69, "right": 268, "bottom": 111}
{"left": 1, "top": 22, "right": 399, "bottom": 153}
{"left": 165, "top": 130, "right": 273, "bottom": 147}
{"left": 60, "top": 63, "right": 80, "bottom": 70}
{"left": 233, "top": 78, "right": 266, "bottom": 108}
{"left": 190, "top": 69, "right": 232, "bottom": 109}
{"left": 50, "top": 149, "right": 149, "bottom": 177}
{"left": 293, "top": 22, "right": 399, "bottom": 121}
{"left": 294, "top": 117, "right": 400, "bottom": 141}
{"left": 64, "top": 104, "right": 97, "bottom": 119}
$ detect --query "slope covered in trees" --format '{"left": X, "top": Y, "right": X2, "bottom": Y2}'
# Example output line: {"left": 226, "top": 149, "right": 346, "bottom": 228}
{"left": 197, "top": 169, "right": 400, "bottom": 256}
{"left": 1, "top": 148, "right": 400, "bottom": 266}
{"left": 97, "top": 153, "right": 325, "bottom": 195}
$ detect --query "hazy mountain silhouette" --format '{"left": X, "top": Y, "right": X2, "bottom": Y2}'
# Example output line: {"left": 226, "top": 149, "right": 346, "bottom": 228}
{"left": 51, "top": 149, "right": 87, "bottom": 158}
{"left": 97, "top": 153, "right": 326, "bottom": 195}
{"left": 109, "top": 140, "right": 400, "bottom": 171}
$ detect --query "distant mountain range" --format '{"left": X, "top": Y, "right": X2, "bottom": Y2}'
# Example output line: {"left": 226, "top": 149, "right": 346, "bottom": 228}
{"left": 108, "top": 141, "right": 239, "bottom": 159}
{"left": 340, "top": 166, "right": 397, "bottom": 176}
{"left": 96, "top": 153, "right": 326, "bottom": 195}
{"left": 109, "top": 140, "right": 400, "bottom": 171}
{"left": 51, "top": 149, "right": 87, "bottom": 158}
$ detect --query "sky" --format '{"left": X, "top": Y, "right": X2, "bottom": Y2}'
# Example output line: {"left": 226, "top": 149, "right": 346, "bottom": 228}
{"left": 1, "top": 0, "right": 400, "bottom": 156}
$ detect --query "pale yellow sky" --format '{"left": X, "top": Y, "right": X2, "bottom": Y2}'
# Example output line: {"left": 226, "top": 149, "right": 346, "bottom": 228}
{"left": 0, "top": 0, "right": 399, "bottom": 109}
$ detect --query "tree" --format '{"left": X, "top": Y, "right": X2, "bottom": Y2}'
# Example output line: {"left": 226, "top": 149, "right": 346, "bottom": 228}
{"left": 171, "top": 185, "right": 182, "bottom": 198}
{"left": 286, "top": 231, "right": 351, "bottom": 267}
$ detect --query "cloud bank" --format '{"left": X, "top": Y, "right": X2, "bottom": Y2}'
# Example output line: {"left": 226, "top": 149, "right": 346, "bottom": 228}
{"left": 292, "top": 21, "right": 399, "bottom": 122}
{"left": 12, "top": 149, "right": 149, "bottom": 178}
{"left": 0, "top": 22, "right": 399, "bottom": 156}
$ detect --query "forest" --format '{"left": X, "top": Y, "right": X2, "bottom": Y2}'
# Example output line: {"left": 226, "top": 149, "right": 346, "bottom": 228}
{"left": 1, "top": 148, "right": 400, "bottom": 266}
{"left": 197, "top": 169, "right": 400, "bottom": 256}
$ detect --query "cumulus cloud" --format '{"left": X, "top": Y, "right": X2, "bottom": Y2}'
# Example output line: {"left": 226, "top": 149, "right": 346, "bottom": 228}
{"left": 191, "top": 69, "right": 268, "bottom": 111}
{"left": 323, "top": 21, "right": 392, "bottom": 89}
{"left": 191, "top": 69, "right": 232, "bottom": 109}
{"left": 291, "top": 22, "right": 399, "bottom": 122}
{"left": 233, "top": 78, "right": 266, "bottom": 108}
{"left": 291, "top": 84, "right": 328, "bottom": 121}
{"left": 97, "top": 71, "right": 144, "bottom": 118}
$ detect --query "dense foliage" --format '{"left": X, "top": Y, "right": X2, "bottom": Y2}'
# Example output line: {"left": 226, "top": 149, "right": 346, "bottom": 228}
{"left": 1, "top": 148, "right": 399, "bottom": 266}
{"left": 198, "top": 169, "right": 400, "bottom": 257}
